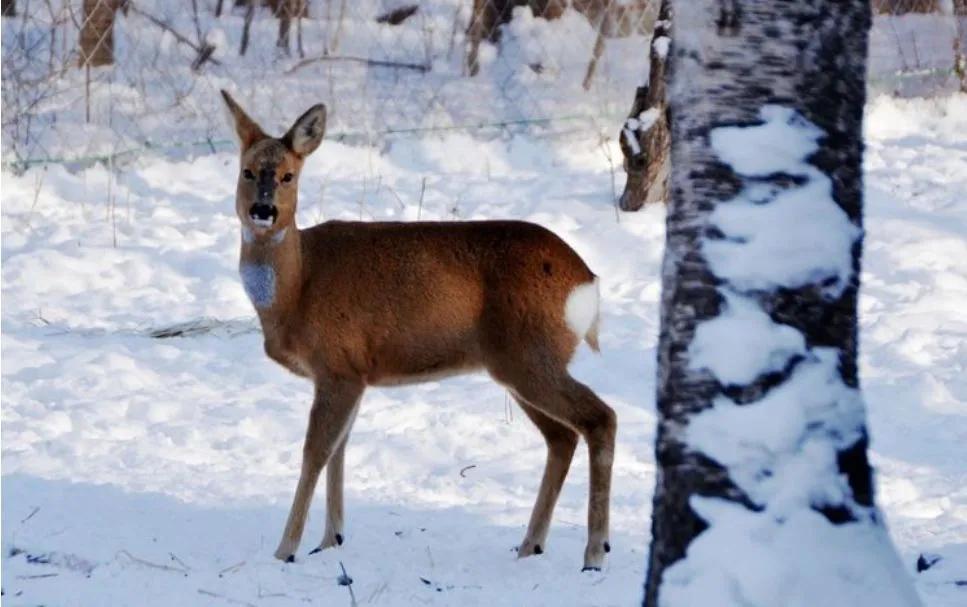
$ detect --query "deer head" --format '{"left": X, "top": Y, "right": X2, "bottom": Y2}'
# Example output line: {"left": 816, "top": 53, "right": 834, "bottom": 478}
{"left": 220, "top": 90, "right": 326, "bottom": 238}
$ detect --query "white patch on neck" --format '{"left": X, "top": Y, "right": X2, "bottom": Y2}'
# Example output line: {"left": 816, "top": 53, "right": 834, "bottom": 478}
{"left": 241, "top": 226, "right": 287, "bottom": 246}
{"left": 270, "top": 227, "right": 288, "bottom": 245}
{"left": 239, "top": 263, "right": 276, "bottom": 309}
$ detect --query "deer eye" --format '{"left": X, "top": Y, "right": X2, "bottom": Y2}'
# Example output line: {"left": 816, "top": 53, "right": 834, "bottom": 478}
{"left": 282, "top": 173, "right": 294, "bottom": 183}
{"left": 243, "top": 169, "right": 255, "bottom": 180}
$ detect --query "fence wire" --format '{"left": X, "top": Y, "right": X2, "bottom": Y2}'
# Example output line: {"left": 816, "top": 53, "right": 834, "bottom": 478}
{"left": 1, "top": 1, "right": 964, "bottom": 170}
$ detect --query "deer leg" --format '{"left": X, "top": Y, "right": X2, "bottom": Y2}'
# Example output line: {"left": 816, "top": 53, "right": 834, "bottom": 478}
{"left": 498, "top": 368, "right": 615, "bottom": 571}
{"left": 514, "top": 397, "right": 579, "bottom": 559}
{"left": 274, "top": 378, "right": 364, "bottom": 562}
{"left": 564, "top": 379, "right": 616, "bottom": 572}
{"left": 313, "top": 403, "right": 359, "bottom": 552}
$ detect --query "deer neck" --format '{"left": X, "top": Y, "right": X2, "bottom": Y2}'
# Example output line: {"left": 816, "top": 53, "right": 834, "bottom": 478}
{"left": 239, "top": 225, "right": 304, "bottom": 326}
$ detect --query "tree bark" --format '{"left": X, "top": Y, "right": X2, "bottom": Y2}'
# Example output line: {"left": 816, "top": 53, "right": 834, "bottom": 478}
{"left": 240, "top": 0, "right": 255, "bottom": 56}
{"left": 268, "top": 0, "right": 308, "bottom": 55}
{"left": 79, "top": 0, "right": 119, "bottom": 67}
{"left": 618, "top": 0, "right": 670, "bottom": 211}
{"left": 644, "top": 1, "right": 920, "bottom": 605}
{"left": 954, "top": 0, "right": 967, "bottom": 92}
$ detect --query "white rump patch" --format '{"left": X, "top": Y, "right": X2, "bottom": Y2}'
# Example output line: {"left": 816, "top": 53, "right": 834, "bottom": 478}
{"left": 565, "top": 278, "right": 600, "bottom": 341}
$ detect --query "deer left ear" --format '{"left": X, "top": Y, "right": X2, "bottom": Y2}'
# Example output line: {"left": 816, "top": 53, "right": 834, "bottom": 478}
{"left": 283, "top": 104, "right": 327, "bottom": 158}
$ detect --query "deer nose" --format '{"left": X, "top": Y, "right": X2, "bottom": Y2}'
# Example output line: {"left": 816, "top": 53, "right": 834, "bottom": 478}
{"left": 249, "top": 203, "right": 278, "bottom": 227}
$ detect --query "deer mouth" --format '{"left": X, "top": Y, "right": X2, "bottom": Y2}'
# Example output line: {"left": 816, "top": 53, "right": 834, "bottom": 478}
{"left": 249, "top": 204, "right": 279, "bottom": 228}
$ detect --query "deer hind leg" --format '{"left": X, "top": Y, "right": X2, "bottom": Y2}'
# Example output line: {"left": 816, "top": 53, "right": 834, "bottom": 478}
{"left": 514, "top": 397, "right": 579, "bottom": 559}
{"left": 274, "top": 378, "right": 364, "bottom": 562}
{"left": 313, "top": 403, "right": 359, "bottom": 553}
{"left": 495, "top": 364, "right": 616, "bottom": 571}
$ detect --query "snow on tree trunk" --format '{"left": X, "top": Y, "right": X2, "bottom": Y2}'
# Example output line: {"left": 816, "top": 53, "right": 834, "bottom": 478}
{"left": 619, "top": 0, "right": 670, "bottom": 211}
{"left": 79, "top": 0, "right": 118, "bottom": 67}
{"left": 644, "top": 1, "right": 922, "bottom": 606}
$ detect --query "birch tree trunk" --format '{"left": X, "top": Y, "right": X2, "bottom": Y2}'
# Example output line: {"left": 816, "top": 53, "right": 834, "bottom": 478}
{"left": 644, "top": 1, "right": 921, "bottom": 605}
{"left": 618, "top": 0, "right": 670, "bottom": 211}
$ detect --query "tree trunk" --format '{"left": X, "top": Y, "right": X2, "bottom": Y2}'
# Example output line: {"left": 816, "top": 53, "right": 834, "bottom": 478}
{"left": 644, "top": 1, "right": 921, "bottom": 606}
{"left": 954, "top": 0, "right": 967, "bottom": 93}
{"left": 618, "top": 0, "right": 670, "bottom": 211}
{"left": 271, "top": 0, "right": 308, "bottom": 55}
{"left": 79, "top": 0, "right": 118, "bottom": 67}
{"left": 240, "top": 0, "right": 255, "bottom": 56}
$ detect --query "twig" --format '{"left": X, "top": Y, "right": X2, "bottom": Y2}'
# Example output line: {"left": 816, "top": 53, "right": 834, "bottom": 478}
{"left": 127, "top": 5, "right": 219, "bottom": 68}
{"left": 338, "top": 561, "right": 358, "bottom": 607}
{"left": 286, "top": 54, "right": 429, "bottom": 75}
{"left": 169, "top": 552, "right": 191, "bottom": 572}
{"left": 383, "top": 183, "right": 408, "bottom": 210}
{"left": 117, "top": 550, "right": 189, "bottom": 575}
{"left": 583, "top": 23, "right": 606, "bottom": 91}
{"left": 20, "top": 506, "right": 40, "bottom": 524}
{"left": 417, "top": 177, "right": 427, "bottom": 220}
{"left": 598, "top": 136, "right": 620, "bottom": 223}
{"left": 197, "top": 589, "right": 256, "bottom": 607}
{"left": 17, "top": 573, "right": 59, "bottom": 580}
{"left": 217, "top": 561, "right": 246, "bottom": 577}
{"left": 459, "top": 465, "right": 476, "bottom": 478}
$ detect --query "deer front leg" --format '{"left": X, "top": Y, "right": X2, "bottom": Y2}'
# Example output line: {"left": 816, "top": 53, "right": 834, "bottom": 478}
{"left": 274, "top": 378, "right": 364, "bottom": 562}
{"left": 311, "top": 403, "right": 359, "bottom": 553}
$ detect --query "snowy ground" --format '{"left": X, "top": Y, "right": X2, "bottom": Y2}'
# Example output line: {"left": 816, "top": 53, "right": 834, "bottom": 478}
{"left": 2, "top": 94, "right": 966, "bottom": 606}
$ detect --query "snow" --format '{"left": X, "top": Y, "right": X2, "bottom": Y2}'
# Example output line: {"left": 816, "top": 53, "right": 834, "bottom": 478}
{"left": 636, "top": 108, "right": 660, "bottom": 132}
{"left": 687, "top": 349, "right": 866, "bottom": 506}
{"left": 704, "top": 106, "right": 862, "bottom": 297}
{"left": 2, "top": 94, "right": 967, "bottom": 605}
{"left": 688, "top": 292, "right": 805, "bottom": 386}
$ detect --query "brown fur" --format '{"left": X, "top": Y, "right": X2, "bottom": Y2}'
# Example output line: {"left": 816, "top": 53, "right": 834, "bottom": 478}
{"left": 221, "top": 90, "right": 616, "bottom": 570}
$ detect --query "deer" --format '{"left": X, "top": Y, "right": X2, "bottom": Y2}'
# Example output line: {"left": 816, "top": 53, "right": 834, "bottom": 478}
{"left": 220, "top": 90, "right": 617, "bottom": 571}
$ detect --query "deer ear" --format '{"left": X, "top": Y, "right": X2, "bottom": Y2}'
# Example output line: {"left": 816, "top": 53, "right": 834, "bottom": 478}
{"left": 220, "top": 90, "right": 268, "bottom": 151}
{"left": 283, "top": 104, "right": 327, "bottom": 158}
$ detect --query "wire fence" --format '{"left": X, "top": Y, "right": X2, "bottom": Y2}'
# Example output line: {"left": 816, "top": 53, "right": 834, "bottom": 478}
{"left": 1, "top": 0, "right": 964, "bottom": 171}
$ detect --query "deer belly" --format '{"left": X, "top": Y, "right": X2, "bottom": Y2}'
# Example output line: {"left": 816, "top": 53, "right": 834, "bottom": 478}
{"left": 366, "top": 343, "right": 483, "bottom": 387}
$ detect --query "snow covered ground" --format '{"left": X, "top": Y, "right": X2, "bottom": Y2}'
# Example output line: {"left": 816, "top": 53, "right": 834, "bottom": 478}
{"left": 2, "top": 94, "right": 966, "bottom": 605}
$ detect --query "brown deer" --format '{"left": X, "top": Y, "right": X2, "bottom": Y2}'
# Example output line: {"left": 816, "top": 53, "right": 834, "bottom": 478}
{"left": 220, "top": 90, "right": 616, "bottom": 571}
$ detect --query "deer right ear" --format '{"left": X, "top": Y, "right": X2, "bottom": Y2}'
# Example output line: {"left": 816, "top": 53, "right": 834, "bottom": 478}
{"left": 283, "top": 104, "right": 327, "bottom": 158}
{"left": 220, "top": 90, "right": 268, "bottom": 151}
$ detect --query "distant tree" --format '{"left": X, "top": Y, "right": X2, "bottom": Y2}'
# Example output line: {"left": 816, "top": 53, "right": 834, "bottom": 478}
{"left": 618, "top": 0, "right": 670, "bottom": 211}
{"left": 871, "top": 0, "right": 938, "bottom": 13}
{"left": 465, "top": 0, "right": 648, "bottom": 76}
{"left": 644, "top": 1, "right": 921, "bottom": 606}
{"left": 954, "top": 0, "right": 967, "bottom": 92}
{"left": 79, "top": 0, "right": 122, "bottom": 67}
{"left": 271, "top": 0, "right": 308, "bottom": 56}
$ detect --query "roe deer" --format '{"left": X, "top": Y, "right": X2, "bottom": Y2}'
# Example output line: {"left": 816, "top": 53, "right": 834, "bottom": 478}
{"left": 221, "top": 90, "right": 616, "bottom": 571}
